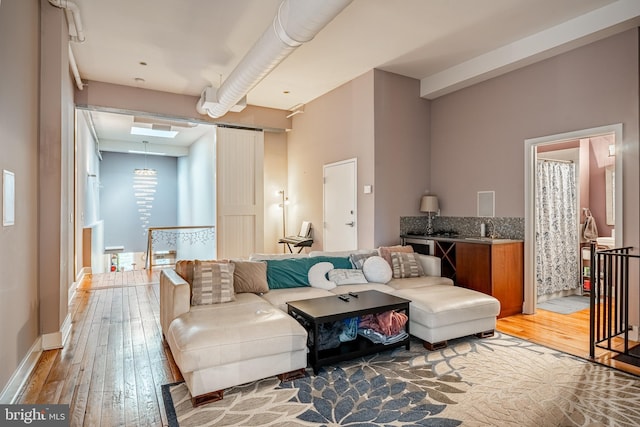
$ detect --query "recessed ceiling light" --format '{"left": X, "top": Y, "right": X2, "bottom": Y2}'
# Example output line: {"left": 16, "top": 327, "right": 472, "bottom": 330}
{"left": 283, "top": 90, "right": 290, "bottom": 94}
{"left": 134, "top": 77, "right": 145, "bottom": 83}
{"left": 131, "top": 126, "right": 178, "bottom": 138}
{"left": 139, "top": 61, "right": 147, "bottom": 66}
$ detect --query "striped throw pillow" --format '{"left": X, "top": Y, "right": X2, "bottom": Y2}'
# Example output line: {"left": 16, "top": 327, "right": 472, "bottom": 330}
{"left": 191, "top": 260, "right": 236, "bottom": 305}
{"left": 390, "top": 252, "right": 424, "bottom": 279}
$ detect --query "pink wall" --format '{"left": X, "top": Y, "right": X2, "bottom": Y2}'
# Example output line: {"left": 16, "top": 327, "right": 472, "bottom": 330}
{"left": 429, "top": 29, "right": 638, "bottom": 252}
{"left": 287, "top": 70, "right": 430, "bottom": 249}
{"left": 373, "top": 70, "right": 430, "bottom": 245}
{"left": 588, "top": 134, "right": 615, "bottom": 236}
{"left": 0, "top": 0, "right": 40, "bottom": 392}
{"left": 287, "top": 71, "right": 376, "bottom": 249}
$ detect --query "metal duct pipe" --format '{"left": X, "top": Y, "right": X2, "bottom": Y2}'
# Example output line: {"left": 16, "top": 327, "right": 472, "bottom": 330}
{"left": 68, "top": 45, "right": 84, "bottom": 90}
{"left": 48, "top": 0, "right": 86, "bottom": 43}
{"left": 198, "top": 0, "right": 353, "bottom": 118}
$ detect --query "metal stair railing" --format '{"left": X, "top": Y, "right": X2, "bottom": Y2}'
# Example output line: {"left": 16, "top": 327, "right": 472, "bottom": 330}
{"left": 589, "top": 242, "right": 639, "bottom": 359}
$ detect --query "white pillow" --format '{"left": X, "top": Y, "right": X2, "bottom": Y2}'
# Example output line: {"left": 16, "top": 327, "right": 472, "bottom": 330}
{"left": 362, "top": 256, "right": 392, "bottom": 284}
{"left": 327, "top": 269, "right": 368, "bottom": 285}
{"left": 308, "top": 262, "right": 337, "bottom": 290}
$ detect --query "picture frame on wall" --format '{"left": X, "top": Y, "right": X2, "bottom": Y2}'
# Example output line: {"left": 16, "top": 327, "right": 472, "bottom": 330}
{"left": 3, "top": 170, "right": 15, "bottom": 226}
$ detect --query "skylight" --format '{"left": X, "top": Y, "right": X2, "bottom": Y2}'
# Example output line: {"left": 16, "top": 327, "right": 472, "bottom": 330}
{"left": 130, "top": 126, "right": 178, "bottom": 138}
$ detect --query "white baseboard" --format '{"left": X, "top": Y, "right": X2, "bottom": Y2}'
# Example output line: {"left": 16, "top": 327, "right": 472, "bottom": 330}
{"left": 75, "top": 266, "right": 91, "bottom": 283}
{"left": 70, "top": 267, "right": 91, "bottom": 304}
{"left": 0, "top": 337, "right": 43, "bottom": 404}
{"left": 42, "top": 313, "right": 72, "bottom": 350}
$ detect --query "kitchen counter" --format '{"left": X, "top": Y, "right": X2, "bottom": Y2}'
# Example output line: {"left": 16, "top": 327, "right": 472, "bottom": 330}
{"left": 401, "top": 234, "right": 523, "bottom": 245}
{"left": 401, "top": 233, "right": 524, "bottom": 318}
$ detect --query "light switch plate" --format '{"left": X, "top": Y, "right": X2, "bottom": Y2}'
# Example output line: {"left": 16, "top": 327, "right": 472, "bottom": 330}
{"left": 363, "top": 185, "right": 372, "bottom": 194}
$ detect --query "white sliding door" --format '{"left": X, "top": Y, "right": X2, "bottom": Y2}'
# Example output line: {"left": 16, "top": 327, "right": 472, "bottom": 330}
{"left": 216, "top": 127, "right": 264, "bottom": 259}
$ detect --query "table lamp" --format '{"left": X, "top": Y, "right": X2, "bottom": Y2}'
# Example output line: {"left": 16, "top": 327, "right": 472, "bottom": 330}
{"left": 420, "top": 195, "right": 439, "bottom": 235}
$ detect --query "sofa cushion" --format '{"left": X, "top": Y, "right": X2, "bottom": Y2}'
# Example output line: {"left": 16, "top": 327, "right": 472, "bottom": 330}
{"left": 362, "top": 255, "right": 392, "bottom": 283}
{"left": 191, "top": 260, "right": 235, "bottom": 305}
{"left": 329, "top": 283, "right": 395, "bottom": 295}
{"left": 387, "top": 276, "right": 453, "bottom": 290}
{"left": 260, "top": 287, "right": 335, "bottom": 312}
{"left": 249, "top": 252, "right": 308, "bottom": 261}
{"left": 308, "top": 262, "right": 337, "bottom": 290}
{"left": 309, "top": 249, "right": 377, "bottom": 258}
{"left": 167, "top": 296, "right": 307, "bottom": 373}
{"left": 328, "top": 269, "right": 368, "bottom": 285}
{"left": 390, "top": 252, "right": 425, "bottom": 278}
{"left": 232, "top": 260, "right": 269, "bottom": 294}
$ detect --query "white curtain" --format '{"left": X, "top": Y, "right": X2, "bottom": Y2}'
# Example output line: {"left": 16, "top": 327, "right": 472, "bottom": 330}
{"left": 535, "top": 160, "right": 579, "bottom": 297}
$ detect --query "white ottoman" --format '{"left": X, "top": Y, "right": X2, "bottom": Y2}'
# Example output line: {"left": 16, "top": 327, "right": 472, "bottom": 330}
{"left": 394, "top": 285, "right": 500, "bottom": 350}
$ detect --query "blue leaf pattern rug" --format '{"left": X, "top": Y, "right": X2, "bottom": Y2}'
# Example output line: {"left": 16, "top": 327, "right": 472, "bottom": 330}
{"left": 162, "top": 333, "right": 640, "bottom": 426}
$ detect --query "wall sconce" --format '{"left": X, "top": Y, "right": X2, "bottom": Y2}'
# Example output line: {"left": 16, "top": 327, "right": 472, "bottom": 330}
{"left": 420, "top": 195, "right": 439, "bottom": 235}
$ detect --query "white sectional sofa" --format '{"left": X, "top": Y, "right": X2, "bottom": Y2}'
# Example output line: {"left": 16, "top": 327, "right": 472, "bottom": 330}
{"left": 160, "top": 247, "right": 500, "bottom": 406}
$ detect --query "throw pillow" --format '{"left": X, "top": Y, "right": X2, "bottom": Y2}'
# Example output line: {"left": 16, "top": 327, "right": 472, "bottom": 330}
{"left": 231, "top": 261, "right": 269, "bottom": 294}
{"left": 264, "top": 257, "right": 352, "bottom": 289}
{"left": 349, "top": 250, "right": 378, "bottom": 269}
{"left": 175, "top": 260, "right": 194, "bottom": 285}
{"left": 191, "top": 260, "right": 235, "bottom": 305}
{"left": 308, "top": 256, "right": 353, "bottom": 270}
{"left": 327, "top": 269, "right": 368, "bottom": 285}
{"left": 362, "top": 255, "right": 393, "bottom": 283}
{"left": 379, "top": 245, "right": 414, "bottom": 267}
{"left": 265, "top": 258, "right": 312, "bottom": 289}
{"left": 390, "top": 252, "right": 424, "bottom": 279}
{"left": 308, "top": 262, "right": 337, "bottom": 290}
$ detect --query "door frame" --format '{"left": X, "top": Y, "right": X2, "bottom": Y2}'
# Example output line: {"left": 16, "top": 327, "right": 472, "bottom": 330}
{"left": 323, "top": 157, "right": 358, "bottom": 251}
{"left": 523, "top": 123, "right": 623, "bottom": 314}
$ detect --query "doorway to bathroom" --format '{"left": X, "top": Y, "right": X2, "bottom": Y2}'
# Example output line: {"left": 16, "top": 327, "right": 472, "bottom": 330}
{"left": 523, "top": 123, "right": 623, "bottom": 316}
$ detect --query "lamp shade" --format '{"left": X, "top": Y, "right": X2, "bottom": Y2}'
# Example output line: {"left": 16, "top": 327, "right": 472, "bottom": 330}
{"left": 420, "top": 195, "right": 439, "bottom": 213}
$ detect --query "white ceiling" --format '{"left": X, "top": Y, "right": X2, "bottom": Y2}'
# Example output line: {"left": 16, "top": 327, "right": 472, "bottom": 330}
{"left": 68, "top": 0, "right": 640, "bottom": 154}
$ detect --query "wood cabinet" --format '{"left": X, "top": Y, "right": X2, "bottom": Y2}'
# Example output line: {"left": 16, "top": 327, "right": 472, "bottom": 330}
{"left": 456, "top": 242, "right": 524, "bottom": 318}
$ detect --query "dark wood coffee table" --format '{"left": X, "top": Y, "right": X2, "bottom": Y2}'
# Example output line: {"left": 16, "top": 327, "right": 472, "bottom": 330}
{"left": 287, "top": 290, "right": 411, "bottom": 374}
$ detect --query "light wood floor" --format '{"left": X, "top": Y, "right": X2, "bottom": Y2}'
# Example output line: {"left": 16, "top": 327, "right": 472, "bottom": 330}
{"left": 15, "top": 271, "right": 640, "bottom": 426}
{"left": 16, "top": 269, "right": 183, "bottom": 427}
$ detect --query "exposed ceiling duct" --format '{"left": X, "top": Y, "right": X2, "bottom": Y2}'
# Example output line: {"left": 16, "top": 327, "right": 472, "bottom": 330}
{"left": 197, "top": 0, "right": 353, "bottom": 119}
{"left": 48, "top": 0, "right": 86, "bottom": 90}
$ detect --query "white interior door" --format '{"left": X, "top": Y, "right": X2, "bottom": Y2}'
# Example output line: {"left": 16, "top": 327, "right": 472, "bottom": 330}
{"left": 217, "top": 127, "right": 264, "bottom": 259}
{"left": 323, "top": 158, "right": 357, "bottom": 251}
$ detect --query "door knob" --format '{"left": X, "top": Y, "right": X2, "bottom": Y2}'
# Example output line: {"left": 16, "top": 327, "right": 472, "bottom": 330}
{"left": 345, "top": 221, "right": 355, "bottom": 227}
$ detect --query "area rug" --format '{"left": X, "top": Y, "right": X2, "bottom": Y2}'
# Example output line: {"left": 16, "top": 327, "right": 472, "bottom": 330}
{"left": 536, "top": 295, "right": 591, "bottom": 315}
{"left": 162, "top": 333, "right": 640, "bottom": 426}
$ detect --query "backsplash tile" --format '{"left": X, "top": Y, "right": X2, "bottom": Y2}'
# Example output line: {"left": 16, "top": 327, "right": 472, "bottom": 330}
{"left": 401, "top": 216, "right": 525, "bottom": 240}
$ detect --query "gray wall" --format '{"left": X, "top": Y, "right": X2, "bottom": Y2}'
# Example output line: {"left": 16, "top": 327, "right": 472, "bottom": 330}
{"left": 100, "top": 152, "right": 178, "bottom": 253}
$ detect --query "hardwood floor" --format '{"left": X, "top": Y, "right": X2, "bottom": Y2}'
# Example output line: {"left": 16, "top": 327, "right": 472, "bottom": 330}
{"left": 16, "top": 269, "right": 183, "bottom": 427}
{"left": 497, "top": 305, "right": 640, "bottom": 376}
{"left": 15, "top": 272, "right": 640, "bottom": 426}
